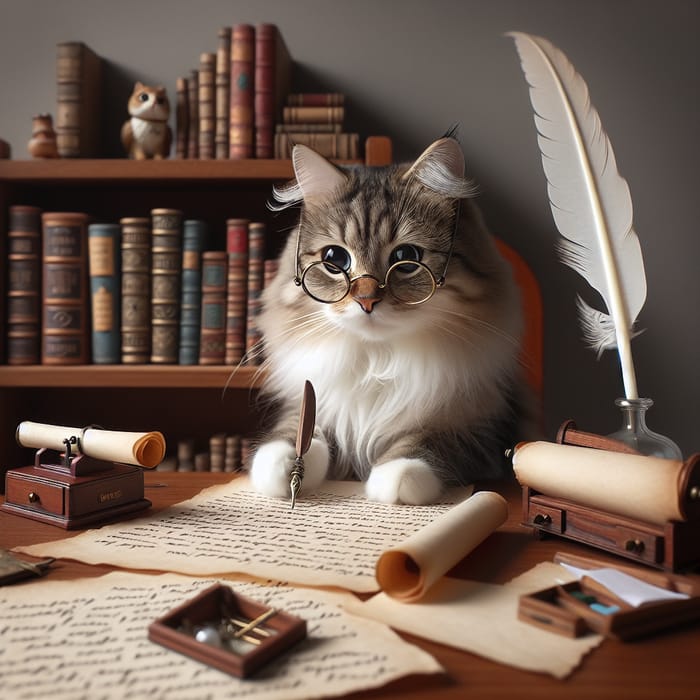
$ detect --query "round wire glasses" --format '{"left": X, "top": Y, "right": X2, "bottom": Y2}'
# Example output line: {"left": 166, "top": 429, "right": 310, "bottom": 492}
{"left": 293, "top": 201, "right": 461, "bottom": 306}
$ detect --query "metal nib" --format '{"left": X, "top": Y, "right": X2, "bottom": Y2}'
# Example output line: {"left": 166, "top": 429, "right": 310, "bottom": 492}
{"left": 289, "top": 460, "right": 304, "bottom": 510}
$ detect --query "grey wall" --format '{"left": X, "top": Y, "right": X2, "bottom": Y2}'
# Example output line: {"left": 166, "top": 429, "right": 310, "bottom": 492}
{"left": 1, "top": 0, "right": 698, "bottom": 455}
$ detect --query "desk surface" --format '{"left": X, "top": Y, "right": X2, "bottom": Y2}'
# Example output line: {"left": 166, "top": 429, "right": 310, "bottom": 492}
{"left": 1, "top": 472, "right": 697, "bottom": 699}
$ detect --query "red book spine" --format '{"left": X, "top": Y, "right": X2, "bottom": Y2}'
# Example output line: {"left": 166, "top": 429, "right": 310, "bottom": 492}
{"left": 224, "top": 219, "right": 249, "bottom": 365}
{"left": 229, "top": 24, "right": 255, "bottom": 159}
{"left": 245, "top": 222, "right": 265, "bottom": 364}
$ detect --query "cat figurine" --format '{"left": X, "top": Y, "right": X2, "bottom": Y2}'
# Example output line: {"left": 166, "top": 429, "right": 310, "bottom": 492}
{"left": 120, "top": 82, "right": 172, "bottom": 159}
{"left": 249, "top": 136, "right": 532, "bottom": 505}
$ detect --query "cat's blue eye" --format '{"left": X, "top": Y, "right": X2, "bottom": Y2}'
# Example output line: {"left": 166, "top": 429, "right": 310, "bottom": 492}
{"left": 322, "top": 246, "right": 351, "bottom": 274}
{"left": 389, "top": 244, "right": 422, "bottom": 273}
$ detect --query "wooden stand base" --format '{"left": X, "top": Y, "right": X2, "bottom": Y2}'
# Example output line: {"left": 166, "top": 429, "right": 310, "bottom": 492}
{"left": 1, "top": 453, "right": 151, "bottom": 529}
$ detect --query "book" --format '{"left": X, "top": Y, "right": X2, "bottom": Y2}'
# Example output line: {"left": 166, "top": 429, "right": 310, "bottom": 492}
{"left": 6, "top": 205, "right": 42, "bottom": 365}
{"left": 245, "top": 222, "right": 265, "bottom": 364}
{"left": 187, "top": 69, "right": 199, "bottom": 159}
{"left": 198, "top": 52, "right": 216, "bottom": 159}
{"left": 274, "top": 132, "right": 359, "bottom": 159}
{"left": 275, "top": 122, "right": 342, "bottom": 134}
{"left": 55, "top": 41, "right": 102, "bottom": 157}
{"left": 229, "top": 24, "right": 255, "bottom": 159}
{"left": 175, "top": 77, "right": 189, "bottom": 158}
{"left": 281, "top": 106, "right": 344, "bottom": 125}
{"left": 224, "top": 218, "right": 249, "bottom": 365}
{"left": 88, "top": 222, "right": 121, "bottom": 364}
{"left": 215, "top": 26, "right": 232, "bottom": 159}
{"left": 41, "top": 212, "right": 90, "bottom": 364}
{"left": 178, "top": 219, "right": 208, "bottom": 365}
{"left": 120, "top": 217, "right": 151, "bottom": 364}
{"left": 254, "top": 23, "right": 292, "bottom": 159}
{"left": 286, "top": 93, "right": 344, "bottom": 107}
{"left": 150, "top": 208, "right": 183, "bottom": 364}
{"left": 199, "top": 250, "right": 228, "bottom": 365}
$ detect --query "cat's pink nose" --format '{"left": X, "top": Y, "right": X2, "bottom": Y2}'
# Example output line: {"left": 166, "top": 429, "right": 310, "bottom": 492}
{"left": 350, "top": 276, "right": 382, "bottom": 313}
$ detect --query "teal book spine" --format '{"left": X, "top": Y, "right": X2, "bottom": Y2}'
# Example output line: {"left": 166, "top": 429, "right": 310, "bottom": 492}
{"left": 88, "top": 222, "right": 121, "bottom": 363}
{"left": 178, "top": 219, "right": 207, "bottom": 364}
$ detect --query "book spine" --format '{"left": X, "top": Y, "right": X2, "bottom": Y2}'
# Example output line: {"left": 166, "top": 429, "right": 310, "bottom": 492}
{"left": 187, "top": 69, "right": 199, "bottom": 159}
{"left": 55, "top": 41, "right": 101, "bottom": 158}
{"left": 198, "top": 52, "right": 216, "bottom": 160}
{"left": 41, "top": 212, "right": 90, "bottom": 364}
{"left": 286, "top": 93, "right": 344, "bottom": 107}
{"left": 255, "top": 23, "right": 291, "bottom": 159}
{"left": 224, "top": 218, "right": 249, "bottom": 365}
{"left": 275, "top": 123, "right": 342, "bottom": 134}
{"left": 88, "top": 222, "right": 121, "bottom": 364}
{"left": 120, "top": 217, "right": 151, "bottom": 364}
{"left": 281, "top": 106, "right": 344, "bottom": 125}
{"left": 199, "top": 250, "right": 228, "bottom": 365}
{"left": 7, "top": 205, "right": 42, "bottom": 365}
{"left": 274, "top": 132, "right": 359, "bottom": 159}
{"left": 215, "top": 26, "right": 231, "bottom": 159}
{"left": 178, "top": 219, "right": 208, "bottom": 365}
{"left": 175, "top": 77, "right": 189, "bottom": 158}
{"left": 229, "top": 24, "right": 255, "bottom": 159}
{"left": 245, "top": 222, "right": 265, "bottom": 364}
{"left": 150, "top": 208, "right": 183, "bottom": 364}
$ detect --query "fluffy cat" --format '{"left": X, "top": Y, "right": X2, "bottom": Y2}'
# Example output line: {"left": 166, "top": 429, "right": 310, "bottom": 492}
{"left": 120, "top": 82, "right": 172, "bottom": 159}
{"left": 249, "top": 137, "right": 530, "bottom": 505}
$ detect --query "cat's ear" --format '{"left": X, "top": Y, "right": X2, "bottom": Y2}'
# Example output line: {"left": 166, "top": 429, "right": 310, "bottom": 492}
{"left": 403, "top": 137, "right": 465, "bottom": 181}
{"left": 403, "top": 138, "right": 475, "bottom": 199}
{"left": 292, "top": 145, "right": 347, "bottom": 203}
{"left": 134, "top": 81, "right": 145, "bottom": 91}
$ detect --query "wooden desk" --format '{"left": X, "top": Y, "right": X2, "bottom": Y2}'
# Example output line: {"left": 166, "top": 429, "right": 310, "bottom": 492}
{"left": 1, "top": 472, "right": 697, "bottom": 699}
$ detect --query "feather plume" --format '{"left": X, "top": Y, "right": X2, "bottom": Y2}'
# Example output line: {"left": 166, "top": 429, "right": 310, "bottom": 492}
{"left": 508, "top": 31, "right": 647, "bottom": 399}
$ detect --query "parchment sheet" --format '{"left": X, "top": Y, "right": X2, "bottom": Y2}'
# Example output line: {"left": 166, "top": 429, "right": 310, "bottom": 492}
{"left": 344, "top": 562, "right": 604, "bottom": 680}
{"left": 16, "top": 478, "right": 473, "bottom": 592}
{"left": 0, "top": 571, "right": 442, "bottom": 700}
{"left": 512, "top": 441, "right": 686, "bottom": 525}
{"left": 16, "top": 420, "right": 166, "bottom": 468}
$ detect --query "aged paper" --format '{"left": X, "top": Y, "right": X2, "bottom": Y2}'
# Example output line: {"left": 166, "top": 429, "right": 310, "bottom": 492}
{"left": 376, "top": 490, "right": 507, "bottom": 601}
{"left": 344, "top": 562, "right": 604, "bottom": 679}
{"left": 513, "top": 441, "right": 687, "bottom": 525}
{"left": 17, "top": 478, "right": 471, "bottom": 592}
{"left": 17, "top": 420, "right": 165, "bottom": 467}
{"left": 0, "top": 571, "right": 442, "bottom": 700}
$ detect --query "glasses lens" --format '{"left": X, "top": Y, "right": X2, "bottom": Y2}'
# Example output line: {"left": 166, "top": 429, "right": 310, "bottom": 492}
{"left": 386, "top": 261, "right": 436, "bottom": 304}
{"left": 301, "top": 260, "right": 350, "bottom": 303}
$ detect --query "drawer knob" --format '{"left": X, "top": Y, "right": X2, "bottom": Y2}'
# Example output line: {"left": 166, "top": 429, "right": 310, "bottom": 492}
{"left": 27, "top": 491, "right": 40, "bottom": 504}
{"left": 533, "top": 513, "right": 552, "bottom": 525}
{"left": 625, "top": 539, "right": 645, "bottom": 553}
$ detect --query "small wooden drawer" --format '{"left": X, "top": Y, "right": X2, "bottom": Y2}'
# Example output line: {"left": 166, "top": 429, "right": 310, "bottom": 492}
{"left": 527, "top": 502, "right": 564, "bottom": 533}
{"left": 5, "top": 474, "right": 65, "bottom": 515}
{"left": 615, "top": 526, "right": 663, "bottom": 564}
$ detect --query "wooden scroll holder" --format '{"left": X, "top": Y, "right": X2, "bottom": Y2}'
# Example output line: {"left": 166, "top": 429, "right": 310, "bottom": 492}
{"left": 522, "top": 421, "right": 700, "bottom": 572}
{"left": 1, "top": 437, "right": 150, "bottom": 529}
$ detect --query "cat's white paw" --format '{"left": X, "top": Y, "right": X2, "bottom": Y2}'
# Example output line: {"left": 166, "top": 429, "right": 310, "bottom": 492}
{"left": 365, "top": 458, "right": 443, "bottom": 504}
{"left": 249, "top": 438, "right": 329, "bottom": 498}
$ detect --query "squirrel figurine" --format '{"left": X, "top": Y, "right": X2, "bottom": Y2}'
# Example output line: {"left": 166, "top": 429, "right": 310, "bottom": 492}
{"left": 121, "top": 82, "right": 172, "bottom": 159}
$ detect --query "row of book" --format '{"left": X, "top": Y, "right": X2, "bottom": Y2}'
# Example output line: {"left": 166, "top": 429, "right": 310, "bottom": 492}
{"left": 5, "top": 205, "right": 278, "bottom": 366}
{"left": 156, "top": 433, "right": 253, "bottom": 473}
{"left": 175, "top": 23, "right": 361, "bottom": 160}
{"left": 52, "top": 26, "right": 361, "bottom": 160}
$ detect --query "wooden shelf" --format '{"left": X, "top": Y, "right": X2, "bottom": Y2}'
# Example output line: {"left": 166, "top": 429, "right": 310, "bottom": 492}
{"left": 0, "top": 364, "right": 263, "bottom": 389}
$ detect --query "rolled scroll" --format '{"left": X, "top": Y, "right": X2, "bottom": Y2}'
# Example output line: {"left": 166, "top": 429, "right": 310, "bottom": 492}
{"left": 375, "top": 490, "right": 508, "bottom": 602}
{"left": 513, "top": 441, "right": 700, "bottom": 526}
{"left": 16, "top": 421, "right": 166, "bottom": 469}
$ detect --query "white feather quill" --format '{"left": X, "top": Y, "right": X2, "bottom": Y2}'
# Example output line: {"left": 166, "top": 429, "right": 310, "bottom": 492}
{"left": 508, "top": 31, "right": 647, "bottom": 400}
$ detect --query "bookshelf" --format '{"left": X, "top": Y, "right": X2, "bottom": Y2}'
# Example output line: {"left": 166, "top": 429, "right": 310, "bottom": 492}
{"left": 0, "top": 136, "right": 392, "bottom": 480}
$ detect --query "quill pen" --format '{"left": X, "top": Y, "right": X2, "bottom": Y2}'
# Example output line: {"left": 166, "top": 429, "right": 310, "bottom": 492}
{"left": 289, "top": 380, "right": 316, "bottom": 509}
{"left": 508, "top": 31, "right": 647, "bottom": 399}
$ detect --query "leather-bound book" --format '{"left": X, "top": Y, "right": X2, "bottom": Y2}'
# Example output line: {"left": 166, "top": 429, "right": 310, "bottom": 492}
{"left": 229, "top": 24, "right": 255, "bottom": 159}
{"left": 215, "top": 27, "right": 232, "bottom": 159}
{"left": 7, "top": 205, "right": 42, "bottom": 365}
{"left": 224, "top": 218, "right": 249, "bottom": 365}
{"left": 41, "top": 212, "right": 90, "bottom": 364}
{"left": 199, "top": 250, "right": 228, "bottom": 365}
{"left": 178, "top": 219, "right": 207, "bottom": 365}
{"left": 198, "top": 52, "right": 216, "bottom": 159}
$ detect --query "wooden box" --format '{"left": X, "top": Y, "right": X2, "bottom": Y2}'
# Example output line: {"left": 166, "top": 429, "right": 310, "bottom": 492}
{"left": 148, "top": 583, "right": 307, "bottom": 678}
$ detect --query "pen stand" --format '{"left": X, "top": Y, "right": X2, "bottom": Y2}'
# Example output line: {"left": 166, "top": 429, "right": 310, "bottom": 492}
{"left": 522, "top": 421, "right": 700, "bottom": 572}
{"left": 148, "top": 584, "right": 307, "bottom": 678}
{"left": 1, "top": 445, "right": 151, "bottom": 529}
